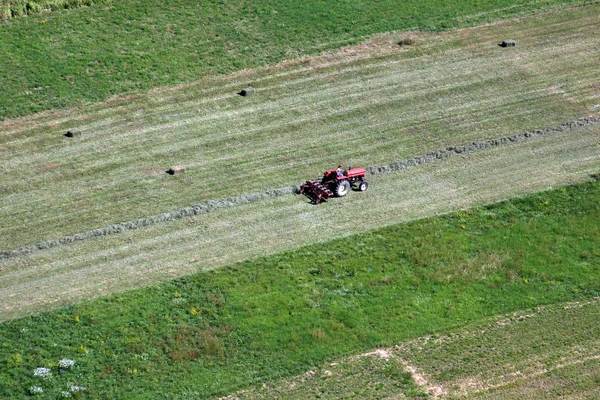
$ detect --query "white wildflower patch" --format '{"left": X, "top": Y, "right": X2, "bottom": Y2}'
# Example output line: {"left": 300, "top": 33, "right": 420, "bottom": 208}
{"left": 29, "top": 386, "right": 43, "bottom": 395}
{"left": 61, "top": 391, "right": 72, "bottom": 397}
{"left": 67, "top": 382, "right": 86, "bottom": 393}
{"left": 59, "top": 358, "right": 75, "bottom": 369}
{"left": 33, "top": 367, "right": 52, "bottom": 379}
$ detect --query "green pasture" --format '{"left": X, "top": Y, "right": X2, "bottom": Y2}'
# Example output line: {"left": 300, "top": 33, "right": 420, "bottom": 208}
{"left": 237, "top": 299, "right": 600, "bottom": 398}
{"left": 1, "top": 179, "right": 599, "bottom": 398}
{"left": 0, "top": 0, "right": 595, "bottom": 119}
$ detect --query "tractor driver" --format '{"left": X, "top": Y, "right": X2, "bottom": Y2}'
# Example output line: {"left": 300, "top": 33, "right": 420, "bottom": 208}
{"left": 336, "top": 164, "right": 344, "bottom": 177}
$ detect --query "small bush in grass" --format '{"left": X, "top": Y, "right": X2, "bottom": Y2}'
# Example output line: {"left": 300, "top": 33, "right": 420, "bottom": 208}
{"left": 206, "top": 293, "right": 224, "bottom": 308}
{"left": 198, "top": 328, "right": 226, "bottom": 359}
{"left": 312, "top": 328, "right": 327, "bottom": 342}
{"left": 10, "top": 2, "right": 27, "bottom": 17}
{"left": 48, "top": 0, "right": 69, "bottom": 10}
{"left": 168, "top": 349, "right": 201, "bottom": 363}
{"left": 0, "top": 5, "right": 11, "bottom": 19}
{"left": 6, "top": 353, "right": 22, "bottom": 368}
{"left": 168, "top": 325, "right": 228, "bottom": 361}
{"left": 59, "top": 358, "right": 75, "bottom": 370}
{"left": 0, "top": 0, "right": 111, "bottom": 20}
{"left": 26, "top": 2, "right": 43, "bottom": 13}
{"left": 67, "top": 382, "right": 86, "bottom": 393}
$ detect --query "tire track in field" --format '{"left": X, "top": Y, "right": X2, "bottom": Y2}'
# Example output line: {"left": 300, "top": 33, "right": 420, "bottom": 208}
{"left": 2, "top": 116, "right": 598, "bottom": 260}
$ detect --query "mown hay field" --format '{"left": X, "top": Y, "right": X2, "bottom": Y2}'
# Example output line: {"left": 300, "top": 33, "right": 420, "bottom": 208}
{"left": 2, "top": 3, "right": 600, "bottom": 250}
{"left": 2, "top": 121, "right": 599, "bottom": 320}
{"left": 0, "top": 0, "right": 594, "bottom": 118}
{"left": 1, "top": 4, "right": 600, "bottom": 320}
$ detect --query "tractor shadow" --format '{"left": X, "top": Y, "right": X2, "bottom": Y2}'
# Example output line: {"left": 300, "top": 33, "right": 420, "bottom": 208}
{"left": 295, "top": 188, "right": 328, "bottom": 205}
{"left": 301, "top": 193, "right": 328, "bottom": 205}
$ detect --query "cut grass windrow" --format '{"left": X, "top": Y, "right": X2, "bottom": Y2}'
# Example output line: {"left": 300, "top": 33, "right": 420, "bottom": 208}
{"left": 2, "top": 116, "right": 598, "bottom": 260}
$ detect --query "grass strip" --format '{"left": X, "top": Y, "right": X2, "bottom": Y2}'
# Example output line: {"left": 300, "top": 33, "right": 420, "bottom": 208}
{"left": 1, "top": 179, "right": 599, "bottom": 398}
{"left": 0, "top": 0, "right": 595, "bottom": 119}
{"left": 228, "top": 299, "right": 600, "bottom": 398}
{"left": 2, "top": 116, "right": 598, "bottom": 260}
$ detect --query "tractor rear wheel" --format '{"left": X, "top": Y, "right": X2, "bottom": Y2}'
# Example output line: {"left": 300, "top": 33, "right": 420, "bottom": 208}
{"left": 358, "top": 181, "right": 369, "bottom": 192}
{"left": 335, "top": 180, "right": 351, "bottom": 197}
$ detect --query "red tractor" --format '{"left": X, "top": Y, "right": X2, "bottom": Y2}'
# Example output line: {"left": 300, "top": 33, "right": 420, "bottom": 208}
{"left": 300, "top": 166, "right": 368, "bottom": 204}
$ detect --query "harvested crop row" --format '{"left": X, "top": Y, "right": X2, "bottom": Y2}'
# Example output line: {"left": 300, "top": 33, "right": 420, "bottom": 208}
{"left": 367, "top": 116, "right": 600, "bottom": 175}
{"left": 0, "top": 186, "right": 295, "bottom": 260}
{"left": 2, "top": 116, "right": 598, "bottom": 260}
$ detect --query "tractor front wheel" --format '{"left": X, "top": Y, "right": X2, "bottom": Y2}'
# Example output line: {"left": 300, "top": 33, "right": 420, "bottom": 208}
{"left": 358, "top": 181, "right": 369, "bottom": 192}
{"left": 335, "top": 180, "right": 351, "bottom": 197}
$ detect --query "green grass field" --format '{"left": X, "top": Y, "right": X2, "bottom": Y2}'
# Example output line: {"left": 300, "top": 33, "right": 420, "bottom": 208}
{"left": 233, "top": 299, "right": 600, "bottom": 399}
{"left": 0, "top": 0, "right": 595, "bottom": 119}
{"left": 1, "top": 180, "right": 599, "bottom": 398}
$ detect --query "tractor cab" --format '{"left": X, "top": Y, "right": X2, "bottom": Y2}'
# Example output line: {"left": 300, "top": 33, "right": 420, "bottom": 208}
{"left": 322, "top": 169, "right": 345, "bottom": 183}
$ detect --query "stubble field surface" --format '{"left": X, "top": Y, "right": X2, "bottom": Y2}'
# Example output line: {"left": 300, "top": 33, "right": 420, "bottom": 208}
{"left": 227, "top": 299, "right": 600, "bottom": 399}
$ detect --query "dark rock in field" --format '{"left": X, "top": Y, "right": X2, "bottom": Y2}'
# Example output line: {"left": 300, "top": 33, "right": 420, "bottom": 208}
{"left": 166, "top": 165, "right": 185, "bottom": 175}
{"left": 64, "top": 130, "right": 78, "bottom": 137}
{"left": 237, "top": 87, "right": 255, "bottom": 96}
{"left": 499, "top": 40, "right": 516, "bottom": 47}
